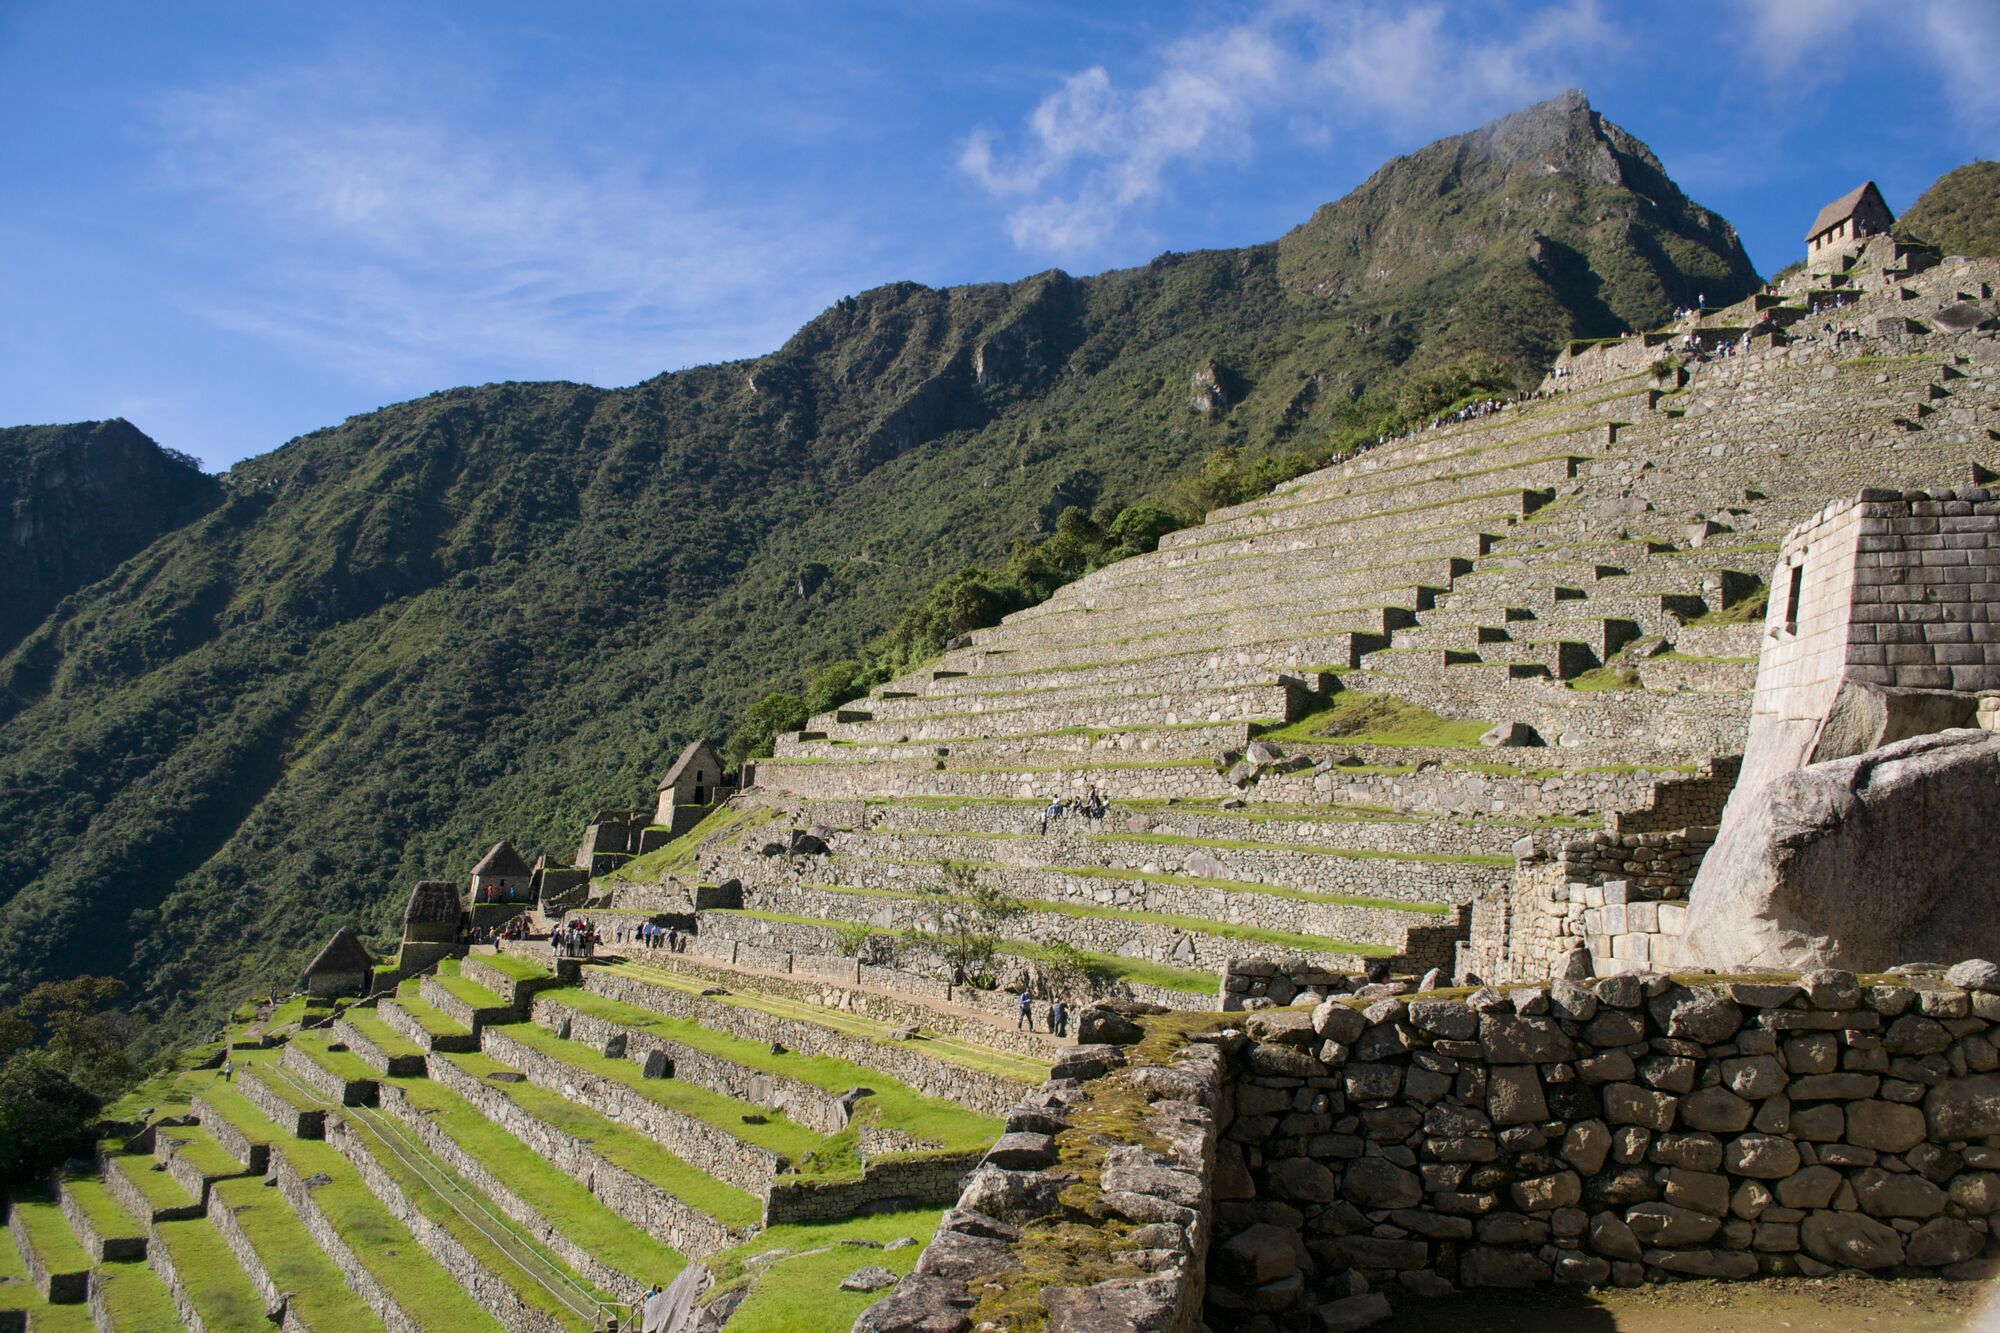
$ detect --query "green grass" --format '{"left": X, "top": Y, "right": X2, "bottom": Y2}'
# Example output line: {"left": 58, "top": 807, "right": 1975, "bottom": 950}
{"left": 488, "top": 1020, "right": 828, "bottom": 1164}
{"left": 472, "top": 952, "right": 555, "bottom": 983}
{"left": 101, "top": 1146, "right": 199, "bottom": 1214}
{"left": 529, "top": 987, "right": 1000, "bottom": 1156}
{"left": 340, "top": 1008, "right": 427, "bottom": 1060}
{"left": 10, "top": 1190, "right": 90, "bottom": 1273}
{"left": 391, "top": 981, "right": 472, "bottom": 1038}
{"left": 1566, "top": 665, "right": 1643, "bottom": 691}
{"left": 158, "top": 1122, "right": 255, "bottom": 1179}
{"left": 430, "top": 960, "right": 510, "bottom": 1011}
{"left": 92, "top": 1258, "right": 183, "bottom": 1330}
{"left": 439, "top": 1050, "right": 762, "bottom": 1227}
{"left": 607, "top": 802, "right": 777, "bottom": 883}
{"left": 211, "top": 1172, "right": 390, "bottom": 1331}
{"left": 602, "top": 962, "right": 1049, "bottom": 1084}
{"left": 798, "top": 882, "right": 1393, "bottom": 957}
{"left": 239, "top": 1055, "right": 322, "bottom": 1111}
{"left": 154, "top": 1215, "right": 274, "bottom": 1328}
{"left": 54, "top": 1170, "right": 146, "bottom": 1245}
{"left": 1681, "top": 584, "right": 1769, "bottom": 628}
{"left": 703, "top": 1207, "right": 945, "bottom": 1333}
{"left": 385, "top": 1074, "right": 688, "bottom": 1285}
{"left": 1085, "top": 829, "right": 1507, "bottom": 867}
{"left": 287, "top": 1030, "right": 383, "bottom": 1085}
{"left": 1256, "top": 689, "right": 1489, "bottom": 747}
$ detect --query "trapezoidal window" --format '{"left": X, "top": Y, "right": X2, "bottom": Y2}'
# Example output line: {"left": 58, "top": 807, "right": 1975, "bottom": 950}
{"left": 1784, "top": 560, "right": 1805, "bottom": 636}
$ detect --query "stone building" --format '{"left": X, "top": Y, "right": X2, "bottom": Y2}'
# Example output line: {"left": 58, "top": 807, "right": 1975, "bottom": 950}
{"left": 1805, "top": 180, "right": 1894, "bottom": 270}
{"left": 654, "top": 739, "right": 729, "bottom": 837}
{"left": 469, "top": 840, "right": 532, "bottom": 904}
{"left": 301, "top": 926, "right": 373, "bottom": 996}
{"left": 573, "top": 808, "right": 669, "bottom": 874}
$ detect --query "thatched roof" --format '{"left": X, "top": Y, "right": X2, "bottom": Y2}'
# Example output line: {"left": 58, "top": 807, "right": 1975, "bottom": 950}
{"left": 304, "top": 926, "right": 373, "bottom": 977}
{"left": 658, "top": 739, "right": 720, "bottom": 792}
{"left": 1805, "top": 181, "right": 1889, "bottom": 241}
{"left": 471, "top": 840, "right": 531, "bottom": 877}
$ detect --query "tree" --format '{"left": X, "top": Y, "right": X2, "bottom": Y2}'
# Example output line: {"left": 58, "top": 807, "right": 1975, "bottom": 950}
{"left": 908, "top": 861, "right": 1021, "bottom": 989}
{"left": 724, "top": 692, "right": 809, "bottom": 768}
{"left": 0, "top": 976, "right": 138, "bottom": 1189}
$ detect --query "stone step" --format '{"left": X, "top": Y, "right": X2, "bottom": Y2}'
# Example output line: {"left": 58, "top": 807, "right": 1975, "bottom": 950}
{"left": 87, "top": 1254, "right": 183, "bottom": 1331}
{"left": 147, "top": 1212, "right": 283, "bottom": 1332}
{"left": 205, "top": 1172, "right": 390, "bottom": 1332}
{"left": 149, "top": 1123, "right": 258, "bottom": 1209}
{"left": 960, "top": 586, "right": 1416, "bottom": 656}
{"left": 829, "top": 677, "right": 1313, "bottom": 733}
{"left": 1270, "top": 420, "right": 1618, "bottom": 507}
{"left": 7, "top": 1192, "right": 91, "bottom": 1305}
{"left": 96, "top": 1147, "right": 202, "bottom": 1227}
{"left": 909, "top": 634, "right": 1382, "bottom": 701}
{"left": 780, "top": 721, "right": 1250, "bottom": 764}
{"left": 381, "top": 982, "right": 479, "bottom": 1053}
{"left": 1426, "top": 588, "right": 1705, "bottom": 636}
{"left": 1390, "top": 616, "right": 1638, "bottom": 661}
{"left": 53, "top": 1170, "right": 148, "bottom": 1265}
{"left": 1636, "top": 653, "right": 1758, "bottom": 693}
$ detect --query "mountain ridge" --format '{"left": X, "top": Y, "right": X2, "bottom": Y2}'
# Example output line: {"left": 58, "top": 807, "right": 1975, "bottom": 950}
{"left": 0, "top": 92, "right": 1763, "bottom": 1043}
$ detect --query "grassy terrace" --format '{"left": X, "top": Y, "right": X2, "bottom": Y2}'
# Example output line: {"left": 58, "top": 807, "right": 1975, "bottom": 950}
{"left": 437, "top": 1049, "right": 762, "bottom": 1228}
{"left": 532, "top": 986, "right": 1001, "bottom": 1154}
{"left": 209, "top": 1173, "right": 389, "bottom": 1332}
{"left": 158, "top": 1122, "right": 256, "bottom": 1182}
{"left": 705, "top": 1207, "right": 945, "bottom": 1333}
{"left": 287, "top": 1030, "right": 383, "bottom": 1086}
{"left": 54, "top": 1169, "right": 147, "bottom": 1247}
{"left": 884, "top": 824, "right": 1507, "bottom": 869}
{"left": 93, "top": 1256, "right": 182, "bottom": 1329}
{"left": 209, "top": 1061, "right": 599, "bottom": 1330}
{"left": 10, "top": 1190, "right": 90, "bottom": 1273}
{"left": 715, "top": 907, "right": 1218, "bottom": 997}
{"left": 794, "top": 881, "right": 1395, "bottom": 957}
{"left": 340, "top": 1007, "right": 427, "bottom": 1060}
{"left": 432, "top": 958, "right": 510, "bottom": 1010}
{"left": 607, "top": 803, "right": 776, "bottom": 883}
{"left": 845, "top": 852, "right": 1458, "bottom": 915}
{"left": 1256, "top": 689, "right": 1489, "bottom": 748}
{"left": 602, "top": 961, "right": 1049, "bottom": 1085}
{"left": 154, "top": 1215, "right": 273, "bottom": 1329}
{"left": 474, "top": 952, "right": 555, "bottom": 983}
{"left": 489, "top": 1020, "right": 827, "bottom": 1164}
{"left": 386, "top": 1074, "right": 688, "bottom": 1284}
{"left": 101, "top": 1145, "right": 199, "bottom": 1215}
{"left": 391, "top": 979, "right": 473, "bottom": 1038}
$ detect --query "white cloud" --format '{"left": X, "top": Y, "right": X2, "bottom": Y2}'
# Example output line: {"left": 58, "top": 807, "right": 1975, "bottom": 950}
{"left": 958, "top": 0, "right": 1611, "bottom": 257}
{"left": 1746, "top": 0, "right": 1998, "bottom": 137}
{"left": 149, "top": 56, "right": 856, "bottom": 390}
{"left": 1916, "top": 0, "right": 2000, "bottom": 137}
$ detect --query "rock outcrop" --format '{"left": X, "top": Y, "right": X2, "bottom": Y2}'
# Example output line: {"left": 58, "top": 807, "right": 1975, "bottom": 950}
{"left": 1675, "top": 729, "right": 2000, "bottom": 971}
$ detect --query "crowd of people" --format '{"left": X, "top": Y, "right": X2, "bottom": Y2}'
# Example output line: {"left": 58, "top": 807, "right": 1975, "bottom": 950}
{"left": 1040, "top": 785, "right": 1110, "bottom": 835}
{"left": 551, "top": 916, "right": 602, "bottom": 959}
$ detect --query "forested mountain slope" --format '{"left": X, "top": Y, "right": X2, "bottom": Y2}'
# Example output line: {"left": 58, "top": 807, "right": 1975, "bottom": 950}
{"left": 0, "top": 91, "right": 1759, "bottom": 1043}
{"left": 1899, "top": 159, "right": 2000, "bottom": 259}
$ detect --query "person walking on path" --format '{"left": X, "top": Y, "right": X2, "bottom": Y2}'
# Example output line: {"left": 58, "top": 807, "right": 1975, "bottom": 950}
{"left": 222, "top": 1057, "right": 234, "bottom": 1083}
{"left": 1017, "top": 988, "right": 1035, "bottom": 1032}
{"left": 1048, "top": 998, "right": 1067, "bottom": 1038}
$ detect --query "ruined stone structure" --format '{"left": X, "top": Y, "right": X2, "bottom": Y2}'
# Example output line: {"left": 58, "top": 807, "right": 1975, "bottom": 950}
{"left": 1806, "top": 181, "right": 1896, "bottom": 272}
{"left": 468, "top": 839, "right": 531, "bottom": 904}
{"left": 300, "top": 926, "right": 374, "bottom": 997}
{"left": 655, "top": 739, "right": 730, "bottom": 836}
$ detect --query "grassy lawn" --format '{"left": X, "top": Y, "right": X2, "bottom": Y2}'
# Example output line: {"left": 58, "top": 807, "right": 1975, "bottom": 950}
{"left": 530, "top": 988, "right": 999, "bottom": 1155}
{"left": 602, "top": 963, "right": 1049, "bottom": 1084}
{"left": 101, "top": 1145, "right": 198, "bottom": 1215}
{"left": 489, "top": 1020, "right": 827, "bottom": 1163}
{"left": 158, "top": 1122, "right": 255, "bottom": 1178}
{"left": 439, "top": 1050, "right": 761, "bottom": 1227}
{"left": 473, "top": 952, "right": 555, "bottom": 982}
{"left": 239, "top": 1054, "right": 322, "bottom": 1112}
{"left": 211, "top": 1173, "right": 389, "bottom": 1331}
{"left": 340, "top": 1008, "right": 427, "bottom": 1060}
{"left": 92, "top": 1257, "right": 183, "bottom": 1329}
{"left": 286, "top": 1030, "right": 382, "bottom": 1086}
{"left": 385, "top": 1074, "right": 688, "bottom": 1286}
{"left": 391, "top": 981, "right": 473, "bottom": 1037}
{"left": 431, "top": 960, "right": 510, "bottom": 1011}
{"left": 154, "top": 1217, "right": 274, "bottom": 1329}
{"left": 55, "top": 1169, "right": 147, "bottom": 1245}
{"left": 703, "top": 1207, "right": 945, "bottom": 1333}
{"left": 10, "top": 1189, "right": 90, "bottom": 1272}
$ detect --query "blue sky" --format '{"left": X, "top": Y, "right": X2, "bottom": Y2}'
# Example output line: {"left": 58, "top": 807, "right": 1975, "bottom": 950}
{"left": 1, "top": 1, "right": 1992, "bottom": 470}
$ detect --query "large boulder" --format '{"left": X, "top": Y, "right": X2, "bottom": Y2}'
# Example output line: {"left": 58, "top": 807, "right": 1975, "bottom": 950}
{"left": 1675, "top": 730, "right": 2000, "bottom": 971}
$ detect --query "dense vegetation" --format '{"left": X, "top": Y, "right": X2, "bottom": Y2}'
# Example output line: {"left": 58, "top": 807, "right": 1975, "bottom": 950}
{"left": 0, "top": 91, "right": 1761, "bottom": 1048}
{"left": 1898, "top": 160, "right": 2000, "bottom": 259}
{"left": 0, "top": 976, "right": 139, "bottom": 1188}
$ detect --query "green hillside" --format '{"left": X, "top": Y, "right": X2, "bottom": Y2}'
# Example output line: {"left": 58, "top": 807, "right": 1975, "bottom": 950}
{"left": 1898, "top": 159, "right": 2000, "bottom": 259}
{"left": 0, "top": 91, "right": 1758, "bottom": 1046}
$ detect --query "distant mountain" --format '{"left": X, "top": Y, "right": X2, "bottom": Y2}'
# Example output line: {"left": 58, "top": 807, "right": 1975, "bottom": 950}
{"left": 0, "top": 92, "right": 1761, "bottom": 1044}
{"left": 1899, "top": 160, "right": 2000, "bottom": 259}
{"left": 0, "top": 420, "right": 219, "bottom": 654}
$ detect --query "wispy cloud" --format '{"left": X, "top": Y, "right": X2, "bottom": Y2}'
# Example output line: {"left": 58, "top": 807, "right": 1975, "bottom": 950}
{"left": 1745, "top": 0, "right": 1998, "bottom": 137}
{"left": 150, "top": 55, "right": 857, "bottom": 390}
{"left": 957, "top": 0, "right": 1610, "bottom": 256}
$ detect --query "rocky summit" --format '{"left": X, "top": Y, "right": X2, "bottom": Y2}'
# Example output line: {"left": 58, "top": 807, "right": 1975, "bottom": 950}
{"left": 4, "top": 90, "right": 2000, "bottom": 1333}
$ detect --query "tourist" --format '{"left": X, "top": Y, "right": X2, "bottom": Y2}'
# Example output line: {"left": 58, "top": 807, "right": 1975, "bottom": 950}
{"left": 222, "top": 1057, "right": 233, "bottom": 1083}
{"left": 1017, "top": 988, "right": 1034, "bottom": 1032}
{"left": 667, "top": 925, "right": 680, "bottom": 953}
{"left": 1049, "top": 997, "right": 1067, "bottom": 1038}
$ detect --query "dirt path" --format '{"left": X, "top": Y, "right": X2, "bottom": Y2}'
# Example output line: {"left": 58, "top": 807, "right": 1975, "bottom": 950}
{"left": 1387, "top": 1272, "right": 1998, "bottom": 1332}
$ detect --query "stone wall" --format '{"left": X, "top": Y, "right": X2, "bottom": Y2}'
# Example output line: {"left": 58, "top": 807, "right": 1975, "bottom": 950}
{"left": 1205, "top": 966, "right": 2000, "bottom": 1320}
{"left": 426, "top": 1046, "right": 741, "bottom": 1256}
{"left": 764, "top": 1150, "right": 984, "bottom": 1226}
{"left": 267, "top": 1144, "right": 427, "bottom": 1333}
{"left": 7, "top": 1202, "right": 86, "bottom": 1302}
{"left": 204, "top": 1184, "right": 312, "bottom": 1333}
{"left": 55, "top": 1174, "right": 146, "bottom": 1263}
{"left": 238, "top": 1067, "right": 327, "bottom": 1139}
